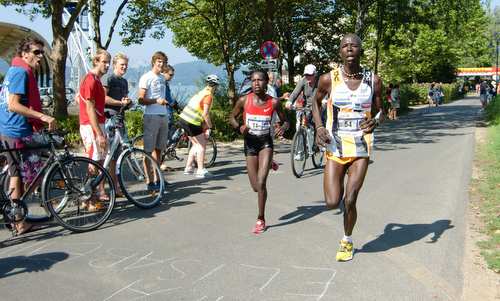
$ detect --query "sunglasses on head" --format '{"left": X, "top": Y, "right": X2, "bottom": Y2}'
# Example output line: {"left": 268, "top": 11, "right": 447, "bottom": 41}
{"left": 32, "top": 49, "right": 45, "bottom": 55}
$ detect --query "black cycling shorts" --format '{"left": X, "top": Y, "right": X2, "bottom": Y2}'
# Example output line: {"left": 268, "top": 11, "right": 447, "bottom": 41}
{"left": 178, "top": 119, "right": 204, "bottom": 137}
{"left": 244, "top": 133, "right": 273, "bottom": 156}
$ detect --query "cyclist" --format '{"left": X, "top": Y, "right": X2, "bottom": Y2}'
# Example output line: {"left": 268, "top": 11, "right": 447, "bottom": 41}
{"left": 159, "top": 64, "right": 178, "bottom": 171}
{"left": 312, "top": 33, "right": 383, "bottom": 261}
{"left": 79, "top": 49, "right": 111, "bottom": 211}
{"left": 103, "top": 52, "right": 131, "bottom": 197}
{"left": 138, "top": 51, "right": 169, "bottom": 190}
{"left": 0, "top": 38, "right": 56, "bottom": 234}
{"left": 285, "top": 64, "right": 318, "bottom": 131}
{"left": 229, "top": 70, "right": 289, "bottom": 234}
{"left": 178, "top": 74, "right": 219, "bottom": 178}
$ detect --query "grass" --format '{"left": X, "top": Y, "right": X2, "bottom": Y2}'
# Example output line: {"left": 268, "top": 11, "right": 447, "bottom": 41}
{"left": 475, "top": 96, "right": 500, "bottom": 272}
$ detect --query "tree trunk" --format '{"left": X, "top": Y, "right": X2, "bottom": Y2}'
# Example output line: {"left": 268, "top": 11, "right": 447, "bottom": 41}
{"left": 51, "top": 35, "right": 69, "bottom": 118}
{"left": 225, "top": 61, "right": 236, "bottom": 106}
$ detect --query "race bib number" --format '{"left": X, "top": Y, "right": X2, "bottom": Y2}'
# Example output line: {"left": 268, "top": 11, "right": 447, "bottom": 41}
{"left": 336, "top": 111, "right": 365, "bottom": 132}
{"left": 246, "top": 114, "right": 272, "bottom": 135}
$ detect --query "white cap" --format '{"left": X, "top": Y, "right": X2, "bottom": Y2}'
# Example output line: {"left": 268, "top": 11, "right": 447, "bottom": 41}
{"left": 303, "top": 64, "right": 316, "bottom": 75}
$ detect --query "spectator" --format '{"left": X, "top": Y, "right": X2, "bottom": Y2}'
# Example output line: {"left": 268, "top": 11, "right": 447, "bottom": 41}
{"left": 78, "top": 48, "right": 111, "bottom": 211}
{"left": 138, "top": 51, "right": 169, "bottom": 190}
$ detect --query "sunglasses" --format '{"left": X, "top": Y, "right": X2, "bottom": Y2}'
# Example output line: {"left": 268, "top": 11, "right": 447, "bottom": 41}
{"left": 32, "top": 49, "right": 45, "bottom": 55}
{"left": 168, "top": 73, "right": 174, "bottom": 76}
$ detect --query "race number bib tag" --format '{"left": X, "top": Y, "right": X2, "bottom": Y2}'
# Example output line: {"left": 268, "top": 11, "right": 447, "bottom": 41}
{"left": 246, "top": 113, "right": 272, "bottom": 135}
{"left": 336, "top": 111, "right": 365, "bottom": 132}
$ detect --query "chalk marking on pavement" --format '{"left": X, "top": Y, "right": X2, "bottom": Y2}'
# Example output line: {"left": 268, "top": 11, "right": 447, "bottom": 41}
{"left": 287, "top": 266, "right": 336, "bottom": 301}
{"left": 193, "top": 264, "right": 226, "bottom": 283}
{"left": 88, "top": 248, "right": 137, "bottom": 269}
{"left": 103, "top": 279, "right": 142, "bottom": 301}
{"left": 240, "top": 263, "right": 281, "bottom": 292}
{"left": 28, "top": 242, "right": 54, "bottom": 255}
{"left": 215, "top": 297, "right": 224, "bottom": 301}
{"left": 123, "top": 251, "right": 165, "bottom": 271}
{"left": 169, "top": 259, "right": 202, "bottom": 279}
{"left": 195, "top": 296, "right": 208, "bottom": 301}
{"left": 3, "top": 241, "right": 47, "bottom": 256}
{"left": 128, "top": 286, "right": 182, "bottom": 300}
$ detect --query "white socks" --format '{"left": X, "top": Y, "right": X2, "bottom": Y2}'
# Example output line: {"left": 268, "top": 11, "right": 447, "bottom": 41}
{"left": 342, "top": 235, "right": 352, "bottom": 243}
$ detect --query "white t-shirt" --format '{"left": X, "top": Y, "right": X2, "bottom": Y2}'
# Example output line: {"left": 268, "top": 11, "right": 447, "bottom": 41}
{"left": 139, "top": 71, "right": 167, "bottom": 115}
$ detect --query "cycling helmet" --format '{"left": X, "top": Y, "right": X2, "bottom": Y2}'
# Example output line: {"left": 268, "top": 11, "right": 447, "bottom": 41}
{"left": 205, "top": 74, "right": 220, "bottom": 86}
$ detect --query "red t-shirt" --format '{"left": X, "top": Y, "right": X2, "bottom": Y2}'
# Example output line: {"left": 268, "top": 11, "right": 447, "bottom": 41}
{"left": 79, "top": 72, "right": 106, "bottom": 125}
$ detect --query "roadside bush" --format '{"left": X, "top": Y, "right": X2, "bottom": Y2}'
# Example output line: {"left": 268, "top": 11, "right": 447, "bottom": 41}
{"left": 125, "top": 110, "right": 144, "bottom": 139}
{"left": 57, "top": 115, "right": 80, "bottom": 147}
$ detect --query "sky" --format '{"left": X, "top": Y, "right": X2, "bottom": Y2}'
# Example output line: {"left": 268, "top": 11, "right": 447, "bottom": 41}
{"left": 0, "top": 2, "right": 195, "bottom": 67}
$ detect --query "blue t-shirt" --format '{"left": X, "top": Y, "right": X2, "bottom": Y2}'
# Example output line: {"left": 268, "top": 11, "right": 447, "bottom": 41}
{"left": 165, "top": 82, "right": 177, "bottom": 121}
{"left": 0, "top": 67, "right": 32, "bottom": 138}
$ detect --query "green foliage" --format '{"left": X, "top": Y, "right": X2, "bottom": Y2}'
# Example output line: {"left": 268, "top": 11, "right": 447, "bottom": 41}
{"left": 56, "top": 115, "right": 80, "bottom": 147}
{"left": 476, "top": 96, "right": 500, "bottom": 271}
{"left": 125, "top": 110, "right": 144, "bottom": 139}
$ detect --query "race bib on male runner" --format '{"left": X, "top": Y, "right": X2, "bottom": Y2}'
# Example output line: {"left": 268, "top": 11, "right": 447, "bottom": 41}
{"left": 336, "top": 111, "right": 365, "bottom": 132}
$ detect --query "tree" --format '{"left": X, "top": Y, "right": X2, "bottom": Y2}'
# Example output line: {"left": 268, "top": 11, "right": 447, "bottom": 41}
{"left": 122, "top": 0, "right": 259, "bottom": 104}
{"left": 0, "top": 0, "right": 86, "bottom": 118}
{"left": 88, "top": 0, "right": 129, "bottom": 50}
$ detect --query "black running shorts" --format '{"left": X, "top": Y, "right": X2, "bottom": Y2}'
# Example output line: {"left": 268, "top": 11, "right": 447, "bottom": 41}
{"left": 178, "top": 119, "right": 204, "bottom": 137}
{"left": 243, "top": 133, "right": 273, "bottom": 156}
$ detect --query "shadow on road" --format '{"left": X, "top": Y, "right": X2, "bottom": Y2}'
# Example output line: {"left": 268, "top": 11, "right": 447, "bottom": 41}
{"left": 268, "top": 202, "right": 331, "bottom": 229}
{"left": 357, "top": 219, "right": 454, "bottom": 253}
{"left": 0, "top": 252, "right": 69, "bottom": 278}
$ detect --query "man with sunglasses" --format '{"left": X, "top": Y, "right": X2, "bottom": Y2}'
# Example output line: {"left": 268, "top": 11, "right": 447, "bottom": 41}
{"left": 0, "top": 38, "right": 56, "bottom": 235}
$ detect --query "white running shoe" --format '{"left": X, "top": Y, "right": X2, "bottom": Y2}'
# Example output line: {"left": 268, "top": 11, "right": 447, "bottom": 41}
{"left": 195, "top": 168, "right": 212, "bottom": 178}
{"left": 183, "top": 167, "right": 194, "bottom": 175}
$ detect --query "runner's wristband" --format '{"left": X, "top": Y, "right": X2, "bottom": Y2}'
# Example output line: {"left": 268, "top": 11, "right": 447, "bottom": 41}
{"left": 315, "top": 125, "right": 325, "bottom": 130}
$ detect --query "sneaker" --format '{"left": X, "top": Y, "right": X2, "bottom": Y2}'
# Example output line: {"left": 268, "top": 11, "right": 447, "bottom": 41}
{"left": 294, "top": 152, "right": 304, "bottom": 161}
{"left": 195, "top": 168, "right": 212, "bottom": 178}
{"left": 252, "top": 219, "right": 266, "bottom": 234}
{"left": 271, "top": 160, "right": 279, "bottom": 171}
{"left": 147, "top": 182, "right": 160, "bottom": 192}
{"left": 336, "top": 240, "right": 354, "bottom": 262}
{"left": 183, "top": 167, "right": 194, "bottom": 175}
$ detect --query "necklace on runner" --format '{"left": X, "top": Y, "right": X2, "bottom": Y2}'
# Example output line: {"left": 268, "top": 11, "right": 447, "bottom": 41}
{"left": 341, "top": 65, "right": 363, "bottom": 79}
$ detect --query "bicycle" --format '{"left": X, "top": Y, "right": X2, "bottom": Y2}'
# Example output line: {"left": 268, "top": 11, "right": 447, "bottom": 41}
{"left": 0, "top": 130, "right": 116, "bottom": 234}
{"left": 290, "top": 106, "right": 325, "bottom": 178}
{"left": 132, "top": 120, "right": 217, "bottom": 169}
{"left": 104, "top": 107, "right": 165, "bottom": 209}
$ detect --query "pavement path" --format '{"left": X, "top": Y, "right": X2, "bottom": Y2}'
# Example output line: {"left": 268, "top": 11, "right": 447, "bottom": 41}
{"left": 0, "top": 97, "right": 483, "bottom": 300}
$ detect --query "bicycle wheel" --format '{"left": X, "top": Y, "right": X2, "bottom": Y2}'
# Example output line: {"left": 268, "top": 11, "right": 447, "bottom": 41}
{"left": 291, "top": 129, "right": 307, "bottom": 178}
{"left": 312, "top": 145, "right": 325, "bottom": 169}
{"left": 187, "top": 136, "right": 217, "bottom": 168}
{"left": 118, "top": 148, "right": 163, "bottom": 209}
{"left": 42, "top": 156, "right": 115, "bottom": 232}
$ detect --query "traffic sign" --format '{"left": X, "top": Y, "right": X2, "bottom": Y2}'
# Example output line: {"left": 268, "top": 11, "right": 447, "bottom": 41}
{"left": 259, "top": 59, "right": 278, "bottom": 71}
{"left": 260, "top": 40, "right": 279, "bottom": 59}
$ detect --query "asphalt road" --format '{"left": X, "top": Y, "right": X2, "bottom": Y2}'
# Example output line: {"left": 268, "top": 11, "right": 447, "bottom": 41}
{"left": 0, "top": 96, "right": 482, "bottom": 301}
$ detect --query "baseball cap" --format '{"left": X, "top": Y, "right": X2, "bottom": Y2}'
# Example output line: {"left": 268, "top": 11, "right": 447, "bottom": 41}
{"left": 303, "top": 64, "right": 316, "bottom": 75}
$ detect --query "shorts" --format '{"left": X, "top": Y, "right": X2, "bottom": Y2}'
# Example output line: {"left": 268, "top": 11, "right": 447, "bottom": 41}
{"left": 179, "top": 118, "right": 203, "bottom": 137}
{"left": 325, "top": 151, "right": 364, "bottom": 165}
{"left": 143, "top": 114, "right": 169, "bottom": 153}
{"left": 391, "top": 102, "right": 400, "bottom": 109}
{"left": 480, "top": 94, "right": 487, "bottom": 104}
{"left": 0, "top": 134, "right": 44, "bottom": 184}
{"left": 244, "top": 133, "right": 273, "bottom": 156}
{"left": 80, "top": 124, "right": 108, "bottom": 161}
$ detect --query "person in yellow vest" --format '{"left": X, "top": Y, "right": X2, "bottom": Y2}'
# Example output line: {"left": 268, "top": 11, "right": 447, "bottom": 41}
{"left": 312, "top": 33, "right": 384, "bottom": 262}
{"left": 178, "top": 74, "right": 219, "bottom": 178}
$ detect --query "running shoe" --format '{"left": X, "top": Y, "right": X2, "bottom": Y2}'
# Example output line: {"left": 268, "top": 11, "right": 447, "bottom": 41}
{"left": 183, "top": 167, "right": 195, "bottom": 175}
{"left": 294, "top": 152, "right": 304, "bottom": 161}
{"left": 252, "top": 219, "right": 266, "bottom": 234}
{"left": 271, "top": 160, "right": 279, "bottom": 171}
{"left": 336, "top": 240, "right": 354, "bottom": 262}
{"left": 195, "top": 168, "right": 212, "bottom": 178}
{"left": 147, "top": 182, "right": 160, "bottom": 192}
